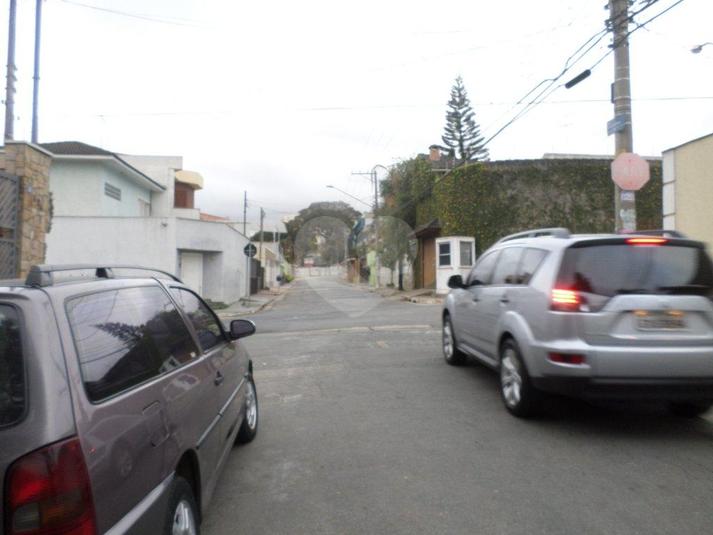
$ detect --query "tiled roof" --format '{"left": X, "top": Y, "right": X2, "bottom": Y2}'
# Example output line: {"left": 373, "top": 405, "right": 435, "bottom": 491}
{"left": 39, "top": 141, "right": 115, "bottom": 157}
{"left": 40, "top": 141, "right": 165, "bottom": 191}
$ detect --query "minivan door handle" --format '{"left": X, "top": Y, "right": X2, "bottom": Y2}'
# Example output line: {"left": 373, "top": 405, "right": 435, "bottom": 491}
{"left": 214, "top": 371, "right": 225, "bottom": 386}
{"left": 500, "top": 297, "right": 510, "bottom": 304}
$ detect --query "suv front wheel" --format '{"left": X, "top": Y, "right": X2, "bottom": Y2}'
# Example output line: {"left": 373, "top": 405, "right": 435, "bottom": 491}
{"left": 499, "top": 339, "right": 540, "bottom": 417}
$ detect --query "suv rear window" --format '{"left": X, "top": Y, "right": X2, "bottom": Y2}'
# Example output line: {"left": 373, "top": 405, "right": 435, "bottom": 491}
{"left": 558, "top": 243, "right": 713, "bottom": 298}
{"left": 0, "top": 305, "right": 24, "bottom": 427}
{"left": 67, "top": 286, "right": 199, "bottom": 402}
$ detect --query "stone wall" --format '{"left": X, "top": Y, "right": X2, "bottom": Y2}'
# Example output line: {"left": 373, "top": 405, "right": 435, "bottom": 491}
{"left": 0, "top": 142, "right": 52, "bottom": 278}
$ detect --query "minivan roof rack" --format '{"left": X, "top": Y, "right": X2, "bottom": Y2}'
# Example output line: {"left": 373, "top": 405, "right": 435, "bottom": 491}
{"left": 621, "top": 229, "right": 687, "bottom": 238}
{"left": 497, "top": 227, "right": 571, "bottom": 244}
{"left": 25, "top": 264, "right": 182, "bottom": 287}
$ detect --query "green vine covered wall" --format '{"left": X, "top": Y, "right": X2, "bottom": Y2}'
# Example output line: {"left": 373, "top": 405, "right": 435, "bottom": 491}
{"left": 414, "top": 158, "right": 662, "bottom": 254}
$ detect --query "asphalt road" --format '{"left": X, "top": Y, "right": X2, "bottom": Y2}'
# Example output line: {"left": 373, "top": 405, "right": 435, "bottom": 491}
{"left": 204, "top": 277, "right": 713, "bottom": 535}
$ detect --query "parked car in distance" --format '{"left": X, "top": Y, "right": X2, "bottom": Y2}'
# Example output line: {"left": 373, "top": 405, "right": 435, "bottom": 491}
{"left": 1, "top": 264, "right": 259, "bottom": 535}
{"left": 442, "top": 228, "right": 713, "bottom": 418}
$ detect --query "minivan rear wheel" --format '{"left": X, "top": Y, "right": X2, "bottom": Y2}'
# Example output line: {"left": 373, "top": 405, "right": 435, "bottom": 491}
{"left": 165, "top": 477, "right": 199, "bottom": 535}
{"left": 668, "top": 401, "right": 712, "bottom": 418}
{"left": 500, "top": 339, "right": 540, "bottom": 417}
{"left": 443, "top": 315, "right": 466, "bottom": 366}
{"left": 236, "top": 376, "right": 258, "bottom": 444}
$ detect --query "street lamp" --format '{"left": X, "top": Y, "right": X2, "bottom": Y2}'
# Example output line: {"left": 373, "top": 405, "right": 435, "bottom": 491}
{"left": 691, "top": 42, "right": 713, "bottom": 54}
{"left": 326, "top": 185, "right": 372, "bottom": 209}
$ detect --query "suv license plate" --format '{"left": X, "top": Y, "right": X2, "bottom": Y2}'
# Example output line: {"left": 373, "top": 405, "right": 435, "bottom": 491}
{"left": 637, "top": 314, "right": 686, "bottom": 331}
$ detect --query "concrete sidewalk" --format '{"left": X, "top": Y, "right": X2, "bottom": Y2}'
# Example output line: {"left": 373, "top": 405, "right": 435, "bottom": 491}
{"left": 340, "top": 278, "right": 443, "bottom": 305}
{"left": 216, "top": 284, "right": 291, "bottom": 319}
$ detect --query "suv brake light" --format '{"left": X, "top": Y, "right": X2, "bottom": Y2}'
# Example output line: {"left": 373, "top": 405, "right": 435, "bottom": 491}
{"left": 5, "top": 437, "right": 97, "bottom": 535}
{"left": 551, "top": 288, "right": 589, "bottom": 312}
{"left": 626, "top": 237, "right": 668, "bottom": 246}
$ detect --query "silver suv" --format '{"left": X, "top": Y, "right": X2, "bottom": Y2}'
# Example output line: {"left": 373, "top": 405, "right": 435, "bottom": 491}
{"left": 1, "top": 264, "right": 259, "bottom": 535}
{"left": 442, "top": 228, "right": 713, "bottom": 418}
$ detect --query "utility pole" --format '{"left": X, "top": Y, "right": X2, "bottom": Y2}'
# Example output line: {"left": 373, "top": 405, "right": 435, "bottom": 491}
{"left": 609, "top": 0, "right": 636, "bottom": 232}
{"left": 4, "top": 0, "right": 17, "bottom": 141}
{"left": 258, "top": 207, "right": 265, "bottom": 261}
{"left": 352, "top": 164, "right": 386, "bottom": 288}
{"left": 244, "top": 191, "right": 250, "bottom": 300}
{"left": 31, "top": 0, "right": 43, "bottom": 144}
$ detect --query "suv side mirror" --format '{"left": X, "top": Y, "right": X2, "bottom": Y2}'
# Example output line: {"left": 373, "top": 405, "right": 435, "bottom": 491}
{"left": 230, "top": 319, "right": 256, "bottom": 340}
{"left": 447, "top": 275, "right": 464, "bottom": 289}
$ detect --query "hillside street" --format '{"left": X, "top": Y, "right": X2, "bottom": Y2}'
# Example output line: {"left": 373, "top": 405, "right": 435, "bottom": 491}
{"left": 205, "top": 277, "right": 713, "bottom": 535}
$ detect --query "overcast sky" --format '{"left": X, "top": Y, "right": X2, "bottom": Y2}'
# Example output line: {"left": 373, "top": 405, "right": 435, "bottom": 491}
{"left": 2, "top": 0, "right": 712, "bottom": 231}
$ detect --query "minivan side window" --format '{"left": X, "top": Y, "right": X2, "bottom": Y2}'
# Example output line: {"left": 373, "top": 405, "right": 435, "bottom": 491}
{"left": 0, "top": 305, "right": 24, "bottom": 427}
{"left": 467, "top": 251, "right": 500, "bottom": 286}
{"left": 67, "top": 286, "right": 199, "bottom": 402}
{"left": 491, "top": 247, "right": 524, "bottom": 285}
{"left": 517, "top": 248, "right": 548, "bottom": 284}
{"left": 170, "top": 288, "right": 225, "bottom": 352}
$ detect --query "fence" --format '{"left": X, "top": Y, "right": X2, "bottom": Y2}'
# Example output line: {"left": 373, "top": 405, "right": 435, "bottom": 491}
{"left": 0, "top": 171, "right": 19, "bottom": 278}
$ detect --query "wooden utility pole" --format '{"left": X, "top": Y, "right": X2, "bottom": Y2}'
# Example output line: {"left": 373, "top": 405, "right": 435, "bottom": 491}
{"left": 609, "top": 0, "right": 636, "bottom": 232}
{"left": 4, "top": 0, "right": 17, "bottom": 141}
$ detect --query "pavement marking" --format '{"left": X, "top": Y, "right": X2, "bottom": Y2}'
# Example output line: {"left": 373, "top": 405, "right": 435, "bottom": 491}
{"left": 257, "top": 324, "right": 437, "bottom": 337}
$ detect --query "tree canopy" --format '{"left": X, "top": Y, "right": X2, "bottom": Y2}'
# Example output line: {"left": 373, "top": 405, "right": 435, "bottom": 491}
{"left": 283, "top": 201, "right": 361, "bottom": 265}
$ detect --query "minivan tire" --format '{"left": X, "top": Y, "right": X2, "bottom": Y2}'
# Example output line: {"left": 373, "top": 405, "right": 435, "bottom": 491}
{"left": 164, "top": 476, "right": 200, "bottom": 535}
{"left": 443, "top": 315, "right": 467, "bottom": 366}
{"left": 499, "top": 339, "right": 541, "bottom": 418}
{"left": 668, "top": 401, "right": 712, "bottom": 418}
{"left": 236, "top": 376, "right": 258, "bottom": 444}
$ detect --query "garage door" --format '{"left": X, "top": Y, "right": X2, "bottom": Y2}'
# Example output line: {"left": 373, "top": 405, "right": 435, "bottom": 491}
{"left": 179, "top": 252, "right": 203, "bottom": 295}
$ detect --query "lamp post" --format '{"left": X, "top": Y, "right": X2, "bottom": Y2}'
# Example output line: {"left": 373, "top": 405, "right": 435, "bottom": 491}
{"left": 691, "top": 42, "right": 713, "bottom": 54}
{"left": 326, "top": 185, "right": 372, "bottom": 208}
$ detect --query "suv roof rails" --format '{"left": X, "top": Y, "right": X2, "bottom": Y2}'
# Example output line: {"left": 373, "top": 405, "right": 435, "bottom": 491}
{"left": 497, "top": 227, "right": 571, "bottom": 244}
{"left": 25, "top": 264, "right": 182, "bottom": 287}
{"left": 621, "top": 229, "right": 687, "bottom": 239}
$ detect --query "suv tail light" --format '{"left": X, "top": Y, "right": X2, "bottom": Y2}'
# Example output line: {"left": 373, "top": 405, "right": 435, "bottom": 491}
{"left": 5, "top": 437, "right": 97, "bottom": 535}
{"left": 550, "top": 288, "right": 590, "bottom": 312}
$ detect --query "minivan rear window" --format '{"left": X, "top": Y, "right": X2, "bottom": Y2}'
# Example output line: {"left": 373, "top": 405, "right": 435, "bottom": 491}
{"left": 558, "top": 243, "right": 713, "bottom": 298}
{"left": 0, "top": 305, "right": 24, "bottom": 427}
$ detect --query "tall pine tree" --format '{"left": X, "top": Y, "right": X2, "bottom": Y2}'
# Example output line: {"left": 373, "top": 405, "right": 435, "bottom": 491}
{"left": 442, "top": 76, "right": 488, "bottom": 162}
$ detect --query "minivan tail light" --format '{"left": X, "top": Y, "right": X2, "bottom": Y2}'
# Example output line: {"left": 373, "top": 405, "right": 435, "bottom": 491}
{"left": 6, "top": 437, "right": 97, "bottom": 535}
{"left": 626, "top": 237, "right": 668, "bottom": 246}
{"left": 551, "top": 289, "right": 590, "bottom": 312}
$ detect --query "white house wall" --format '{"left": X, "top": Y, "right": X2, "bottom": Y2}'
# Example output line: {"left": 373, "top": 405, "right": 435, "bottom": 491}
{"left": 46, "top": 216, "right": 178, "bottom": 274}
{"left": 50, "top": 160, "right": 152, "bottom": 217}
{"left": 119, "top": 154, "right": 182, "bottom": 217}
{"left": 175, "top": 218, "right": 249, "bottom": 303}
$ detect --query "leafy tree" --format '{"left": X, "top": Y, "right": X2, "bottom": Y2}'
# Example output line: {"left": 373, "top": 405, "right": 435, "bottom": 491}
{"left": 283, "top": 201, "right": 361, "bottom": 265}
{"left": 442, "top": 76, "right": 488, "bottom": 163}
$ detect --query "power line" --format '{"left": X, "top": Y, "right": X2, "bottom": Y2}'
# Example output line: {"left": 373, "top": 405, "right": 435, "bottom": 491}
{"left": 483, "top": 0, "right": 684, "bottom": 147}
{"left": 59, "top": 0, "right": 207, "bottom": 28}
{"left": 588, "top": 0, "right": 686, "bottom": 72}
{"left": 389, "top": 0, "right": 689, "bottom": 218}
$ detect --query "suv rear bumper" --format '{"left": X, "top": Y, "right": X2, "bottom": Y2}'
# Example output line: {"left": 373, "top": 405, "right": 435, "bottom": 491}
{"left": 532, "top": 376, "right": 713, "bottom": 401}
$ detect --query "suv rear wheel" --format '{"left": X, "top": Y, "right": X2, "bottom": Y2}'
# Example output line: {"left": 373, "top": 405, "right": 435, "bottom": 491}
{"left": 500, "top": 339, "right": 541, "bottom": 417}
{"left": 443, "top": 314, "right": 466, "bottom": 366}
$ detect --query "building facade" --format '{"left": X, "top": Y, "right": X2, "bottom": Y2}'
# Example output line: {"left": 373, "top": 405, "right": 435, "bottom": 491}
{"left": 43, "top": 142, "right": 249, "bottom": 303}
{"left": 662, "top": 133, "right": 713, "bottom": 249}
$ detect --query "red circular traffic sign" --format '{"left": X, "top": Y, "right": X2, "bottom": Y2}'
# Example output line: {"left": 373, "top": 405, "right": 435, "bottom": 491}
{"left": 611, "top": 152, "right": 650, "bottom": 191}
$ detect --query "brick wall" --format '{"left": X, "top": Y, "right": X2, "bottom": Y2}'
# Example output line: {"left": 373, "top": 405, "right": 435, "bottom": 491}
{"left": 0, "top": 142, "right": 52, "bottom": 277}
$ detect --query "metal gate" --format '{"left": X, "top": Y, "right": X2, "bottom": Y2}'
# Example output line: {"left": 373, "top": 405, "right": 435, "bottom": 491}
{"left": 0, "top": 171, "right": 19, "bottom": 278}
